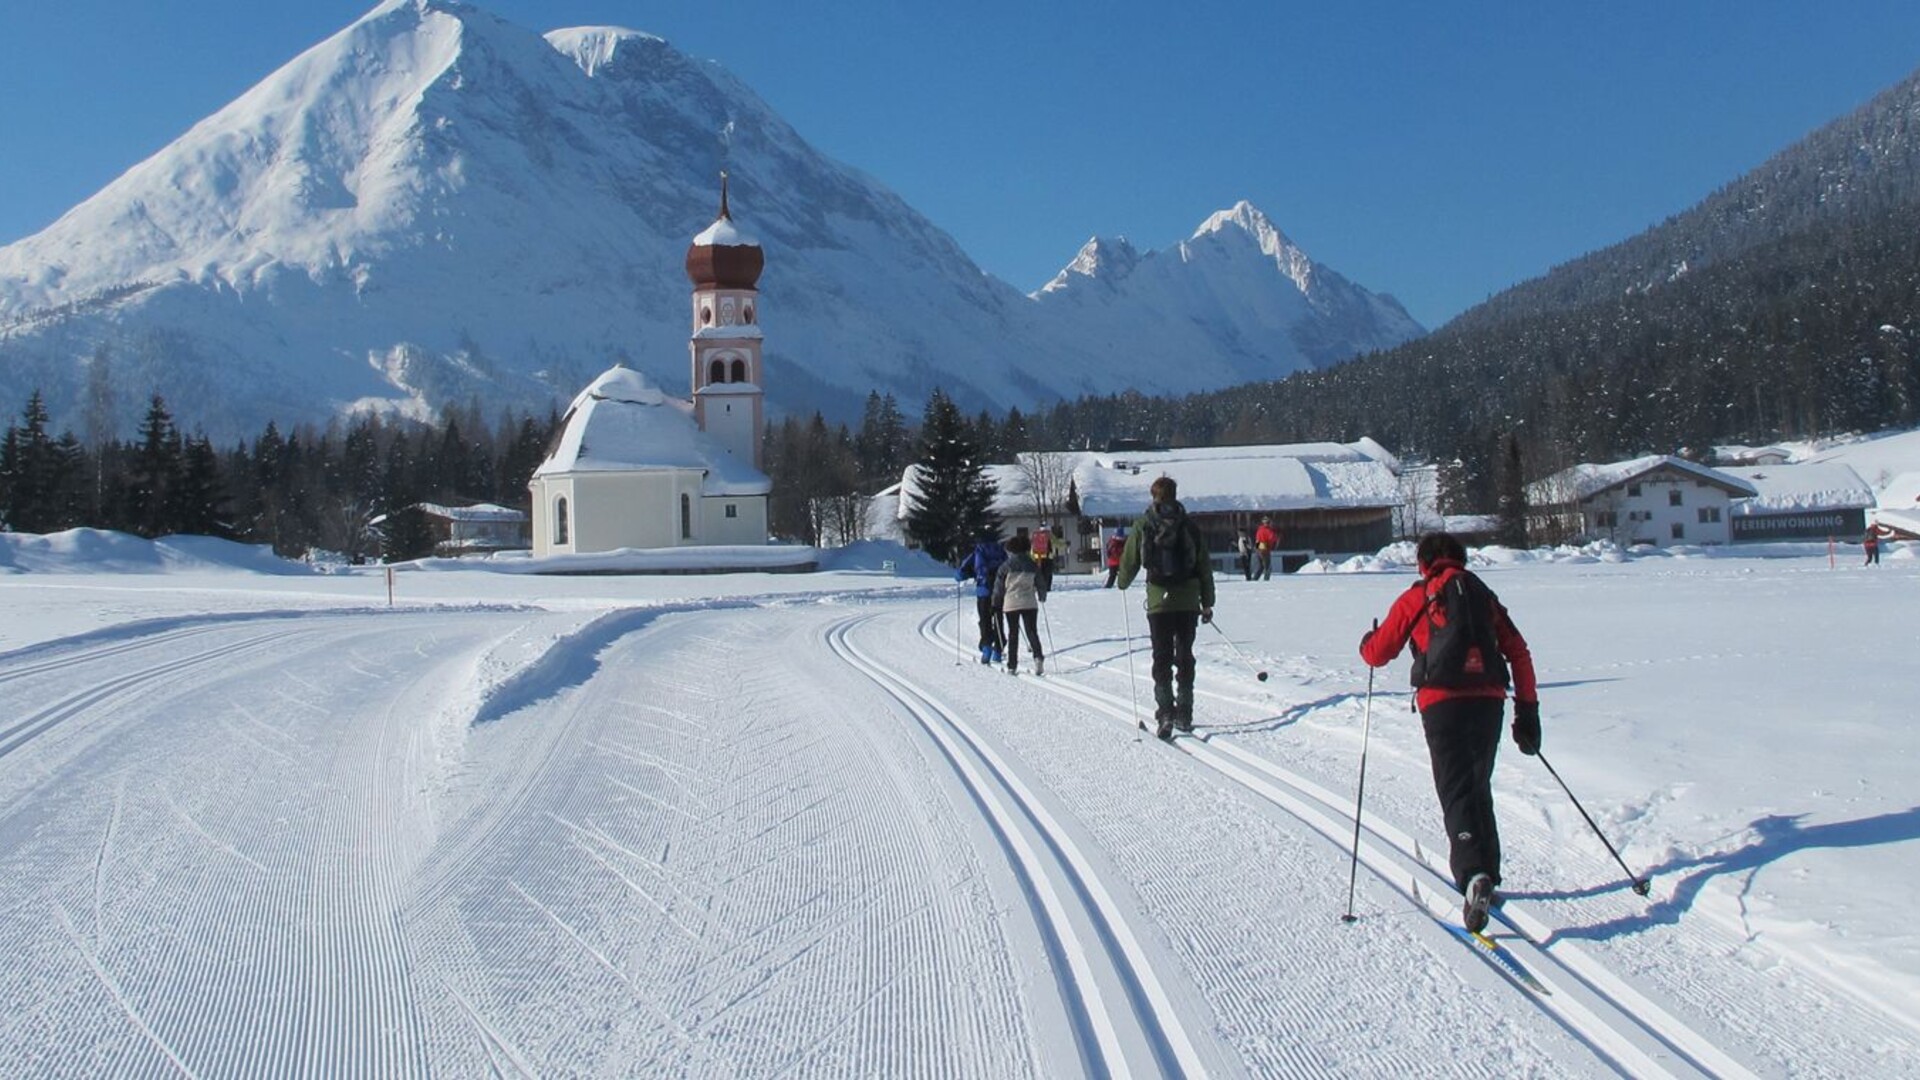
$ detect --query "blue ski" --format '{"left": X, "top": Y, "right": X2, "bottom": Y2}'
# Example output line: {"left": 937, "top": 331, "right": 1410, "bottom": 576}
{"left": 1446, "top": 925, "right": 1551, "bottom": 995}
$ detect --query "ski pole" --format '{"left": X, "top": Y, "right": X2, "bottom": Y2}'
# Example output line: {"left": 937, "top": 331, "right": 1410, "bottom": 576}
{"left": 1537, "top": 751, "right": 1653, "bottom": 896}
{"left": 1040, "top": 596, "right": 1058, "bottom": 662}
{"left": 953, "top": 580, "right": 964, "bottom": 665}
{"left": 1119, "top": 586, "right": 1144, "bottom": 731}
{"left": 1341, "top": 620, "right": 1378, "bottom": 923}
{"left": 1206, "top": 618, "right": 1269, "bottom": 682}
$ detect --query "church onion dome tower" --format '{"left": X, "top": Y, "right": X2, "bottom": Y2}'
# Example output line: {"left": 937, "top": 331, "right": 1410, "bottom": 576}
{"left": 684, "top": 174, "right": 764, "bottom": 290}
{"left": 686, "top": 172, "right": 767, "bottom": 471}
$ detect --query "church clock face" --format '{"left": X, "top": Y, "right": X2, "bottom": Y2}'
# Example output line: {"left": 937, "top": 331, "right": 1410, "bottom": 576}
{"left": 720, "top": 297, "right": 737, "bottom": 326}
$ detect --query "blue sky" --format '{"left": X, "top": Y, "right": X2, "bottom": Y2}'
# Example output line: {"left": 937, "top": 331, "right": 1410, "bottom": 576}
{"left": 4, "top": 1, "right": 1920, "bottom": 328}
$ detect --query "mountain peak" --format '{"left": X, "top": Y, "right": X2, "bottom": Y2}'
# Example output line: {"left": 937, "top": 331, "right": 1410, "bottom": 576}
{"left": 1036, "top": 235, "right": 1140, "bottom": 296}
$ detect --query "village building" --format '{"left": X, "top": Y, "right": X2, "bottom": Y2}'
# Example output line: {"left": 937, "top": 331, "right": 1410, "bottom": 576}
{"left": 1528, "top": 455, "right": 1759, "bottom": 547}
{"left": 413, "top": 502, "right": 529, "bottom": 555}
{"left": 873, "top": 439, "right": 1402, "bottom": 572}
{"left": 1719, "top": 463, "right": 1875, "bottom": 542}
{"left": 1709, "top": 444, "right": 1793, "bottom": 467}
{"left": 527, "top": 178, "right": 784, "bottom": 564}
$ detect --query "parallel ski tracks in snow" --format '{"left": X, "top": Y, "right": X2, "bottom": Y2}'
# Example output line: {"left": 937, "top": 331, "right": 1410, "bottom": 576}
{"left": 914, "top": 610, "right": 1755, "bottom": 1080}
{"left": 828, "top": 613, "right": 1213, "bottom": 1079}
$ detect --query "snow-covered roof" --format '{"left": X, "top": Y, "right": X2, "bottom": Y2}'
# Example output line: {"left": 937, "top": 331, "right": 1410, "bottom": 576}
{"left": 1877, "top": 471, "right": 1920, "bottom": 508}
{"left": 891, "top": 440, "right": 1401, "bottom": 521}
{"left": 1529, "top": 455, "right": 1758, "bottom": 503}
{"left": 1720, "top": 464, "right": 1875, "bottom": 514}
{"left": 415, "top": 502, "right": 527, "bottom": 523}
{"left": 1712, "top": 444, "right": 1791, "bottom": 464}
{"left": 691, "top": 216, "right": 758, "bottom": 247}
{"left": 533, "top": 366, "right": 770, "bottom": 496}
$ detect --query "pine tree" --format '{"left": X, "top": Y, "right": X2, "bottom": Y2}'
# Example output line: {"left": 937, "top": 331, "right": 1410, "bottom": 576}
{"left": 904, "top": 389, "right": 999, "bottom": 563}
{"left": 1495, "top": 432, "right": 1528, "bottom": 548}
{"left": 125, "top": 395, "right": 184, "bottom": 538}
{"left": 175, "top": 433, "right": 228, "bottom": 537}
{"left": 853, "top": 391, "right": 910, "bottom": 490}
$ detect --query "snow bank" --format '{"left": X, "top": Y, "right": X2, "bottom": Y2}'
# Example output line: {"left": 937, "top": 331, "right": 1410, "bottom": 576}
{"left": 1292, "top": 537, "right": 1865, "bottom": 575}
{"left": 0, "top": 529, "right": 317, "bottom": 575}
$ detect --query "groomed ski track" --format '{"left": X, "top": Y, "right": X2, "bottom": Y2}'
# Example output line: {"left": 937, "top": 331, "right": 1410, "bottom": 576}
{"left": 0, "top": 592, "right": 1914, "bottom": 1077}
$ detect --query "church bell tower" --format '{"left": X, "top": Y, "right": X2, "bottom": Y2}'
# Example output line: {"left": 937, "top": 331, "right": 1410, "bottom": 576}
{"left": 685, "top": 173, "right": 766, "bottom": 470}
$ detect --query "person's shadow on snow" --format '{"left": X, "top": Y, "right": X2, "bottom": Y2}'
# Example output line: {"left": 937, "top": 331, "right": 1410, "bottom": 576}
{"left": 1512, "top": 806, "right": 1920, "bottom": 942}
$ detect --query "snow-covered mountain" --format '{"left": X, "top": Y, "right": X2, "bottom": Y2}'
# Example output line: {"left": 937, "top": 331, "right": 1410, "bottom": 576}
{"left": 0, "top": 0, "right": 1423, "bottom": 441}
{"left": 1034, "top": 202, "right": 1424, "bottom": 379}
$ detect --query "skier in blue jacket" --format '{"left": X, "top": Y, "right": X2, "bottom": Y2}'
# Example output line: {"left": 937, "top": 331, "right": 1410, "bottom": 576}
{"left": 956, "top": 534, "right": 1008, "bottom": 663}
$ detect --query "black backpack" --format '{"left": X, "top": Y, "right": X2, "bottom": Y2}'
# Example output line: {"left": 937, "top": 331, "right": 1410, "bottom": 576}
{"left": 1142, "top": 507, "right": 1197, "bottom": 586}
{"left": 1410, "top": 571, "right": 1511, "bottom": 690}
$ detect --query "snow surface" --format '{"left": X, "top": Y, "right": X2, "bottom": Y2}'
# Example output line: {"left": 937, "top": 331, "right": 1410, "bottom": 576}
{"left": 0, "top": 529, "right": 1915, "bottom": 1076}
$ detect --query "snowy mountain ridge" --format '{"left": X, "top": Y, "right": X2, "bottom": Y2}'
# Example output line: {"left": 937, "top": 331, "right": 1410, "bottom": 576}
{"left": 0, "top": 0, "right": 1423, "bottom": 440}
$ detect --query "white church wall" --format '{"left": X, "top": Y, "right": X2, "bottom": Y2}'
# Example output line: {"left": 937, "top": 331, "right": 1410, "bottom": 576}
{"left": 702, "top": 496, "right": 769, "bottom": 545}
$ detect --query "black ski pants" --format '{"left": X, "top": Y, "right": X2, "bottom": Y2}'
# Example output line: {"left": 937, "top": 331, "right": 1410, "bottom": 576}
{"left": 1420, "top": 696, "right": 1505, "bottom": 893}
{"left": 1147, "top": 609, "right": 1200, "bottom": 714}
{"left": 975, "top": 595, "right": 1003, "bottom": 652}
{"left": 1002, "top": 608, "right": 1042, "bottom": 669}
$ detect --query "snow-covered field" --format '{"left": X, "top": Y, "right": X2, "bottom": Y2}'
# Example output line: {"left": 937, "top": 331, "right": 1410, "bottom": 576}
{"left": 1, "top": 531, "right": 1915, "bottom": 1077}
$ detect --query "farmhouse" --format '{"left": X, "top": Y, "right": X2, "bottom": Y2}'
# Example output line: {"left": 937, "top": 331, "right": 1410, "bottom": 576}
{"left": 876, "top": 439, "right": 1402, "bottom": 572}
{"left": 1528, "top": 455, "right": 1759, "bottom": 547}
{"left": 1719, "top": 463, "right": 1875, "bottom": 541}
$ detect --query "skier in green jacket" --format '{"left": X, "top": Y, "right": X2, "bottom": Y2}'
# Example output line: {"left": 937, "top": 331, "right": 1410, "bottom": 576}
{"left": 1117, "top": 476, "right": 1216, "bottom": 740}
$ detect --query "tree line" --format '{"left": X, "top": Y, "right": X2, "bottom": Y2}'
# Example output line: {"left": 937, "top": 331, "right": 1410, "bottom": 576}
{"left": 0, "top": 390, "right": 558, "bottom": 562}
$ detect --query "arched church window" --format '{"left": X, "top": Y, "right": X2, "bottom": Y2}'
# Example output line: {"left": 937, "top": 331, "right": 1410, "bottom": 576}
{"left": 555, "top": 497, "right": 570, "bottom": 545}
{"left": 730, "top": 359, "right": 746, "bottom": 383}
{"left": 680, "top": 493, "right": 692, "bottom": 540}
{"left": 709, "top": 359, "right": 726, "bottom": 384}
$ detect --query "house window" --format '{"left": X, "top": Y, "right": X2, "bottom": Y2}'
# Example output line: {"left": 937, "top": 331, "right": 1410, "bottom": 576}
{"left": 731, "top": 359, "right": 747, "bottom": 382}
{"left": 1627, "top": 484, "right": 1642, "bottom": 497}
{"left": 1671, "top": 522, "right": 1685, "bottom": 540}
{"left": 725, "top": 504, "right": 738, "bottom": 519}
{"left": 680, "top": 493, "right": 692, "bottom": 539}
{"left": 1668, "top": 489, "right": 1684, "bottom": 507}
{"left": 1594, "top": 510, "right": 1618, "bottom": 528}
{"left": 1697, "top": 507, "right": 1722, "bottom": 524}
{"left": 555, "top": 497, "right": 569, "bottom": 545}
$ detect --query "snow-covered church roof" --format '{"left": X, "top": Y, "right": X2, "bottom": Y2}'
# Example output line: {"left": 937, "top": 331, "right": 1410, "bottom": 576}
{"left": 533, "top": 366, "right": 770, "bottom": 496}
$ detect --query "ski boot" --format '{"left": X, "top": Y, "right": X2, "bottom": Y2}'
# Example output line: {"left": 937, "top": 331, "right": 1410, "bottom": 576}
{"left": 1034, "top": 655, "right": 1045, "bottom": 676}
{"left": 1463, "top": 873, "right": 1494, "bottom": 934}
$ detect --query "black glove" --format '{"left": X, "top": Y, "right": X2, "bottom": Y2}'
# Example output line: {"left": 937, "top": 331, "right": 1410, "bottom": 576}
{"left": 1512, "top": 701, "right": 1541, "bottom": 756}
{"left": 1201, "top": 607, "right": 1213, "bottom": 624}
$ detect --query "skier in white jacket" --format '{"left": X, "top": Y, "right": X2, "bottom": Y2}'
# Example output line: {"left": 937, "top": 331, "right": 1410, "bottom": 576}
{"left": 992, "top": 533, "right": 1048, "bottom": 675}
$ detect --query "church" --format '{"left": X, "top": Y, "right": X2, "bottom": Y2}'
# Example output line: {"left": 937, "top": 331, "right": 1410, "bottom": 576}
{"left": 527, "top": 179, "right": 779, "bottom": 560}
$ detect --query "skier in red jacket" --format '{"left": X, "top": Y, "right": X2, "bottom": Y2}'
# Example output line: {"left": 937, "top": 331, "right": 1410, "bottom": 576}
{"left": 1359, "top": 532, "right": 1540, "bottom": 933}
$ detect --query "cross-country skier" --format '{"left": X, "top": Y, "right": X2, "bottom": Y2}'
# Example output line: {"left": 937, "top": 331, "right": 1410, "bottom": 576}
{"left": 993, "top": 533, "right": 1047, "bottom": 675}
{"left": 1359, "top": 532, "right": 1540, "bottom": 933}
{"left": 1117, "top": 476, "right": 1216, "bottom": 739}
{"left": 956, "top": 533, "right": 1008, "bottom": 663}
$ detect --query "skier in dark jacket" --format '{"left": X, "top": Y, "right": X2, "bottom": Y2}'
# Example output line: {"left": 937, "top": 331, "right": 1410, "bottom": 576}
{"left": 1359, "top": 532, "right": 1539, "bottom": 933}
{"left": 1117, "top": 476, "right": 1216, "bottom": 739}
{"left": 956, "top": 534, "right": 1008, "bottom": 663}
{"left": 993, "top": 533, "right": 1047, "bottom": 674}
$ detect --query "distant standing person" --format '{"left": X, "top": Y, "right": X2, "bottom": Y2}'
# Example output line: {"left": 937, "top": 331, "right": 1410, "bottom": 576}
{"left": 1031, "top": 521, "right": 1055, "bottom": 594}
{"left": 1359, "top": 532, "right": 1540, "bottom": 933}
{"left": 1103, "top": 528, "right": 1126, "bottom": 588}
{"left": 1118, "top": 477, "right": 1216, "bottom": 740}
{"left": 994, "top": 533, "right": 1047, "bottom": 674}
{"left": 1254, "top": 517, "right": 1280, "bottom": 580}
{"left": 1864, "top": 528, "right": 1882, "bottom": 566}
{"left": 1237, "top": 530, "right": 1254, "bottom": 581}
{"left": 956, "top": 533, "right": 1008, "bottom": 664}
